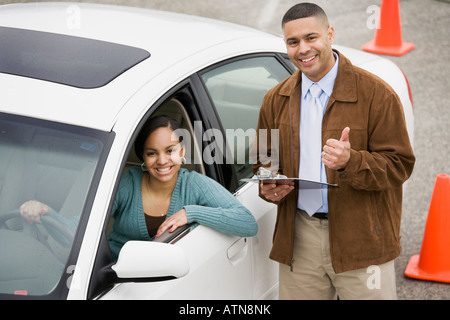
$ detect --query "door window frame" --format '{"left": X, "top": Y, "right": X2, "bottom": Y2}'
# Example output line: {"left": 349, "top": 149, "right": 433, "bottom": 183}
{"left": 197, "top": 53, "right": 295, "bottom": 193}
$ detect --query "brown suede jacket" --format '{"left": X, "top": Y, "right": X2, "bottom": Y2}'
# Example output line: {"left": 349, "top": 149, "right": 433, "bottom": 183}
{"left": 253, "top": 50, "right": 415, "bottom": 273}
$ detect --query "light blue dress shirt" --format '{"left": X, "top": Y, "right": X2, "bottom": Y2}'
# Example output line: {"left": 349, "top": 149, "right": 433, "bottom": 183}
{"left": 298, "top": 53, "right": 339, "bottom": 213}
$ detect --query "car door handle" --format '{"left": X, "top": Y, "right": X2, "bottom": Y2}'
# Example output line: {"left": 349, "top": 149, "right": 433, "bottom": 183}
{"left": 227, "top": 238, "right": 248, "bottom": 266}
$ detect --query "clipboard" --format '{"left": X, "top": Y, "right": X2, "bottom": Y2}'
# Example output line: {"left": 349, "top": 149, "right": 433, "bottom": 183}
{"left": 240, "top": 167, "right": 338, "bottom": 190}
{"left": 240, "top": 177, "right": 338, "bottom": 189}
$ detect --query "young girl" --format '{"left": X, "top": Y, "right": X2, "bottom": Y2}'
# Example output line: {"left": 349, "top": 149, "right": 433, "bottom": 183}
{"left": 108, "top": 115, "right": 257, "bottom": 260}
{"left": 20, "top": 115, "right": 258, "bottom": 261}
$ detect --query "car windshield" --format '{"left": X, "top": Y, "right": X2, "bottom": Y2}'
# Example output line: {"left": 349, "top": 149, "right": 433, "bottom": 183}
{"left": 0, "top": 113, "right": 110, "bottom": 297}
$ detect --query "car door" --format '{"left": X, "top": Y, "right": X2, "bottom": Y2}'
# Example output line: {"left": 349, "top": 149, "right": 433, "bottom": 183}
{"left": 89, "top": 54, "right": 293, "bottom": 300}
{"left": 198, "top": 54, "right": 293, "bottom": 299}
{"left": 90, "top": 82, "right": 257, "bottom": 300}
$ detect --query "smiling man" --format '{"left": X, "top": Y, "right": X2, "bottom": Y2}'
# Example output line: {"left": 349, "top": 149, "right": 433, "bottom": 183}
{"left": 283, "top": 6, "right": 335, "bottom": 83}
{"left": 254, "top": 3, "right": 415, "bottom": 300}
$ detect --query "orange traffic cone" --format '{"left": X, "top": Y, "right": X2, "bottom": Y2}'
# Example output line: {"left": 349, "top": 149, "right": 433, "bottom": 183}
{"left": 404, "top": 174, "right": 450, "bottom": 283}
{"left": 361, "top": 0, "right": 415, "bottom": 56}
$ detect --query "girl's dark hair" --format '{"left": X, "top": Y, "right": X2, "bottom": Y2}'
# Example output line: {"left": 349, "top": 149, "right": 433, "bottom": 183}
{"left": 282, "top": 3, "right": 328, "bottom": 28}
{"left": 134, "top": 115, "right": 182, "bottom": 162}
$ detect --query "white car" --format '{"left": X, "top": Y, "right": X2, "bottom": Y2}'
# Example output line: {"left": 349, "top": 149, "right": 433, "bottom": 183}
{"left": 0, "top": 3, "right": 414, "bottom": 300}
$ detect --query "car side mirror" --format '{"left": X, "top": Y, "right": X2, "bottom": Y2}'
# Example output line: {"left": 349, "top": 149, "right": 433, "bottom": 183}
{"left": 111, "top": 241, "right": 189, "bottom": 280}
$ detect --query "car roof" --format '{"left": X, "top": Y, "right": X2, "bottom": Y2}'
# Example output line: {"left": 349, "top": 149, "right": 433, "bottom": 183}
{"left": 0, "top": 2, "right": 285, "bottom": 131}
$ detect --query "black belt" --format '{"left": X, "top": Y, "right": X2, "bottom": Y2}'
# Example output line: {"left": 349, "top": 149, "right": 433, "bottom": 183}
{"left": 312, "top": 212, "right": 328, "bottom": 220}
{"left": 297, "top": 209, "right": 328, "bottom": 220}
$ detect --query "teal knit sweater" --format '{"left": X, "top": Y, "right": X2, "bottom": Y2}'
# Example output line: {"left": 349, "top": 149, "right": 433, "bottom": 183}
{"left": 108, "top": 166, "right": 258, "bottom": 260}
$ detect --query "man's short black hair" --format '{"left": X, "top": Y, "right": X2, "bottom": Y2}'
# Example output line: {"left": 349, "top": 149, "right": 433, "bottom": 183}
{"left": 282, "top": 2, "right": 329, "bottom": 28}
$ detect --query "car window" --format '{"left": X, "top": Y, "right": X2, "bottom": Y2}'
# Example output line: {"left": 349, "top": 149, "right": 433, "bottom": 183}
{"left": 201, "top": 56, "right": 291, "bottom": 183}
{"left": 0, "top": 114, "right": 109, "bottom": 297}
{"left": 106, "top": 97, "right": 204, "bottom": 241}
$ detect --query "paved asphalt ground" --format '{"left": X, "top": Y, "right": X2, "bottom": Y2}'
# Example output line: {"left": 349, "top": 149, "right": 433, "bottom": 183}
{"left": 1, "top": 0, "right": 449, "bottom": 300}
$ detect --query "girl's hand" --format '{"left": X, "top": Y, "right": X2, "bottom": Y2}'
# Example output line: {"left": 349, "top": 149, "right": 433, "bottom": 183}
{"left": 156, "top": 208, "right": 188, "bottom": 237}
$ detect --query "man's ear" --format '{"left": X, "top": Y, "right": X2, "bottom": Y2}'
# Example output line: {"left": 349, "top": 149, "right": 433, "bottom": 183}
{"left": 328, "top": 25, "right": 335, "bottom": 44}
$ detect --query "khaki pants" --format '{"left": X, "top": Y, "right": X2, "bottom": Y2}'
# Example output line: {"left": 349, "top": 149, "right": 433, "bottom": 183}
{"left": 279, "top": 209, "right": 397, "bottom": 300}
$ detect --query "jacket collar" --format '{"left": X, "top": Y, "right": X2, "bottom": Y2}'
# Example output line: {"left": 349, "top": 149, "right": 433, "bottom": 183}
{"left": 279, "top": 49, "right": 357, "bottom": 103}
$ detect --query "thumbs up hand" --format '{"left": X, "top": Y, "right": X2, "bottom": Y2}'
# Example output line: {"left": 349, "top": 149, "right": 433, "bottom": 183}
{"left": 339, "top": 127, "right": 350, "bottom": 143}
{"left": 322, "top": 127, "right": 351, "bottom": 170}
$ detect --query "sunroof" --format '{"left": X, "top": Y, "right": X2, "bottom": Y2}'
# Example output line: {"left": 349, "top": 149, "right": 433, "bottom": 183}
{"left": 0, "top": 26, "right": 150, "bottom": 88}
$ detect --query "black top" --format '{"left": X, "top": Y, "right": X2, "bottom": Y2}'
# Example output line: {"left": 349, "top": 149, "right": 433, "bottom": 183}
{"left": 144, "top": 214, "right": 166, "bottom": 238}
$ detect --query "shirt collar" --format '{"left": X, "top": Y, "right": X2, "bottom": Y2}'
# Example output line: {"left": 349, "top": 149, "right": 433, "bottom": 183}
{"left": 302, "top": 52, "right": 339, "bottom": 99}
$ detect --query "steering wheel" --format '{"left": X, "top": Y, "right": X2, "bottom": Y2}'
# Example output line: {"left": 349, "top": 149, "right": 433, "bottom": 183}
{"left": 0, "top": 209, "right": 75, "bottom": 247}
